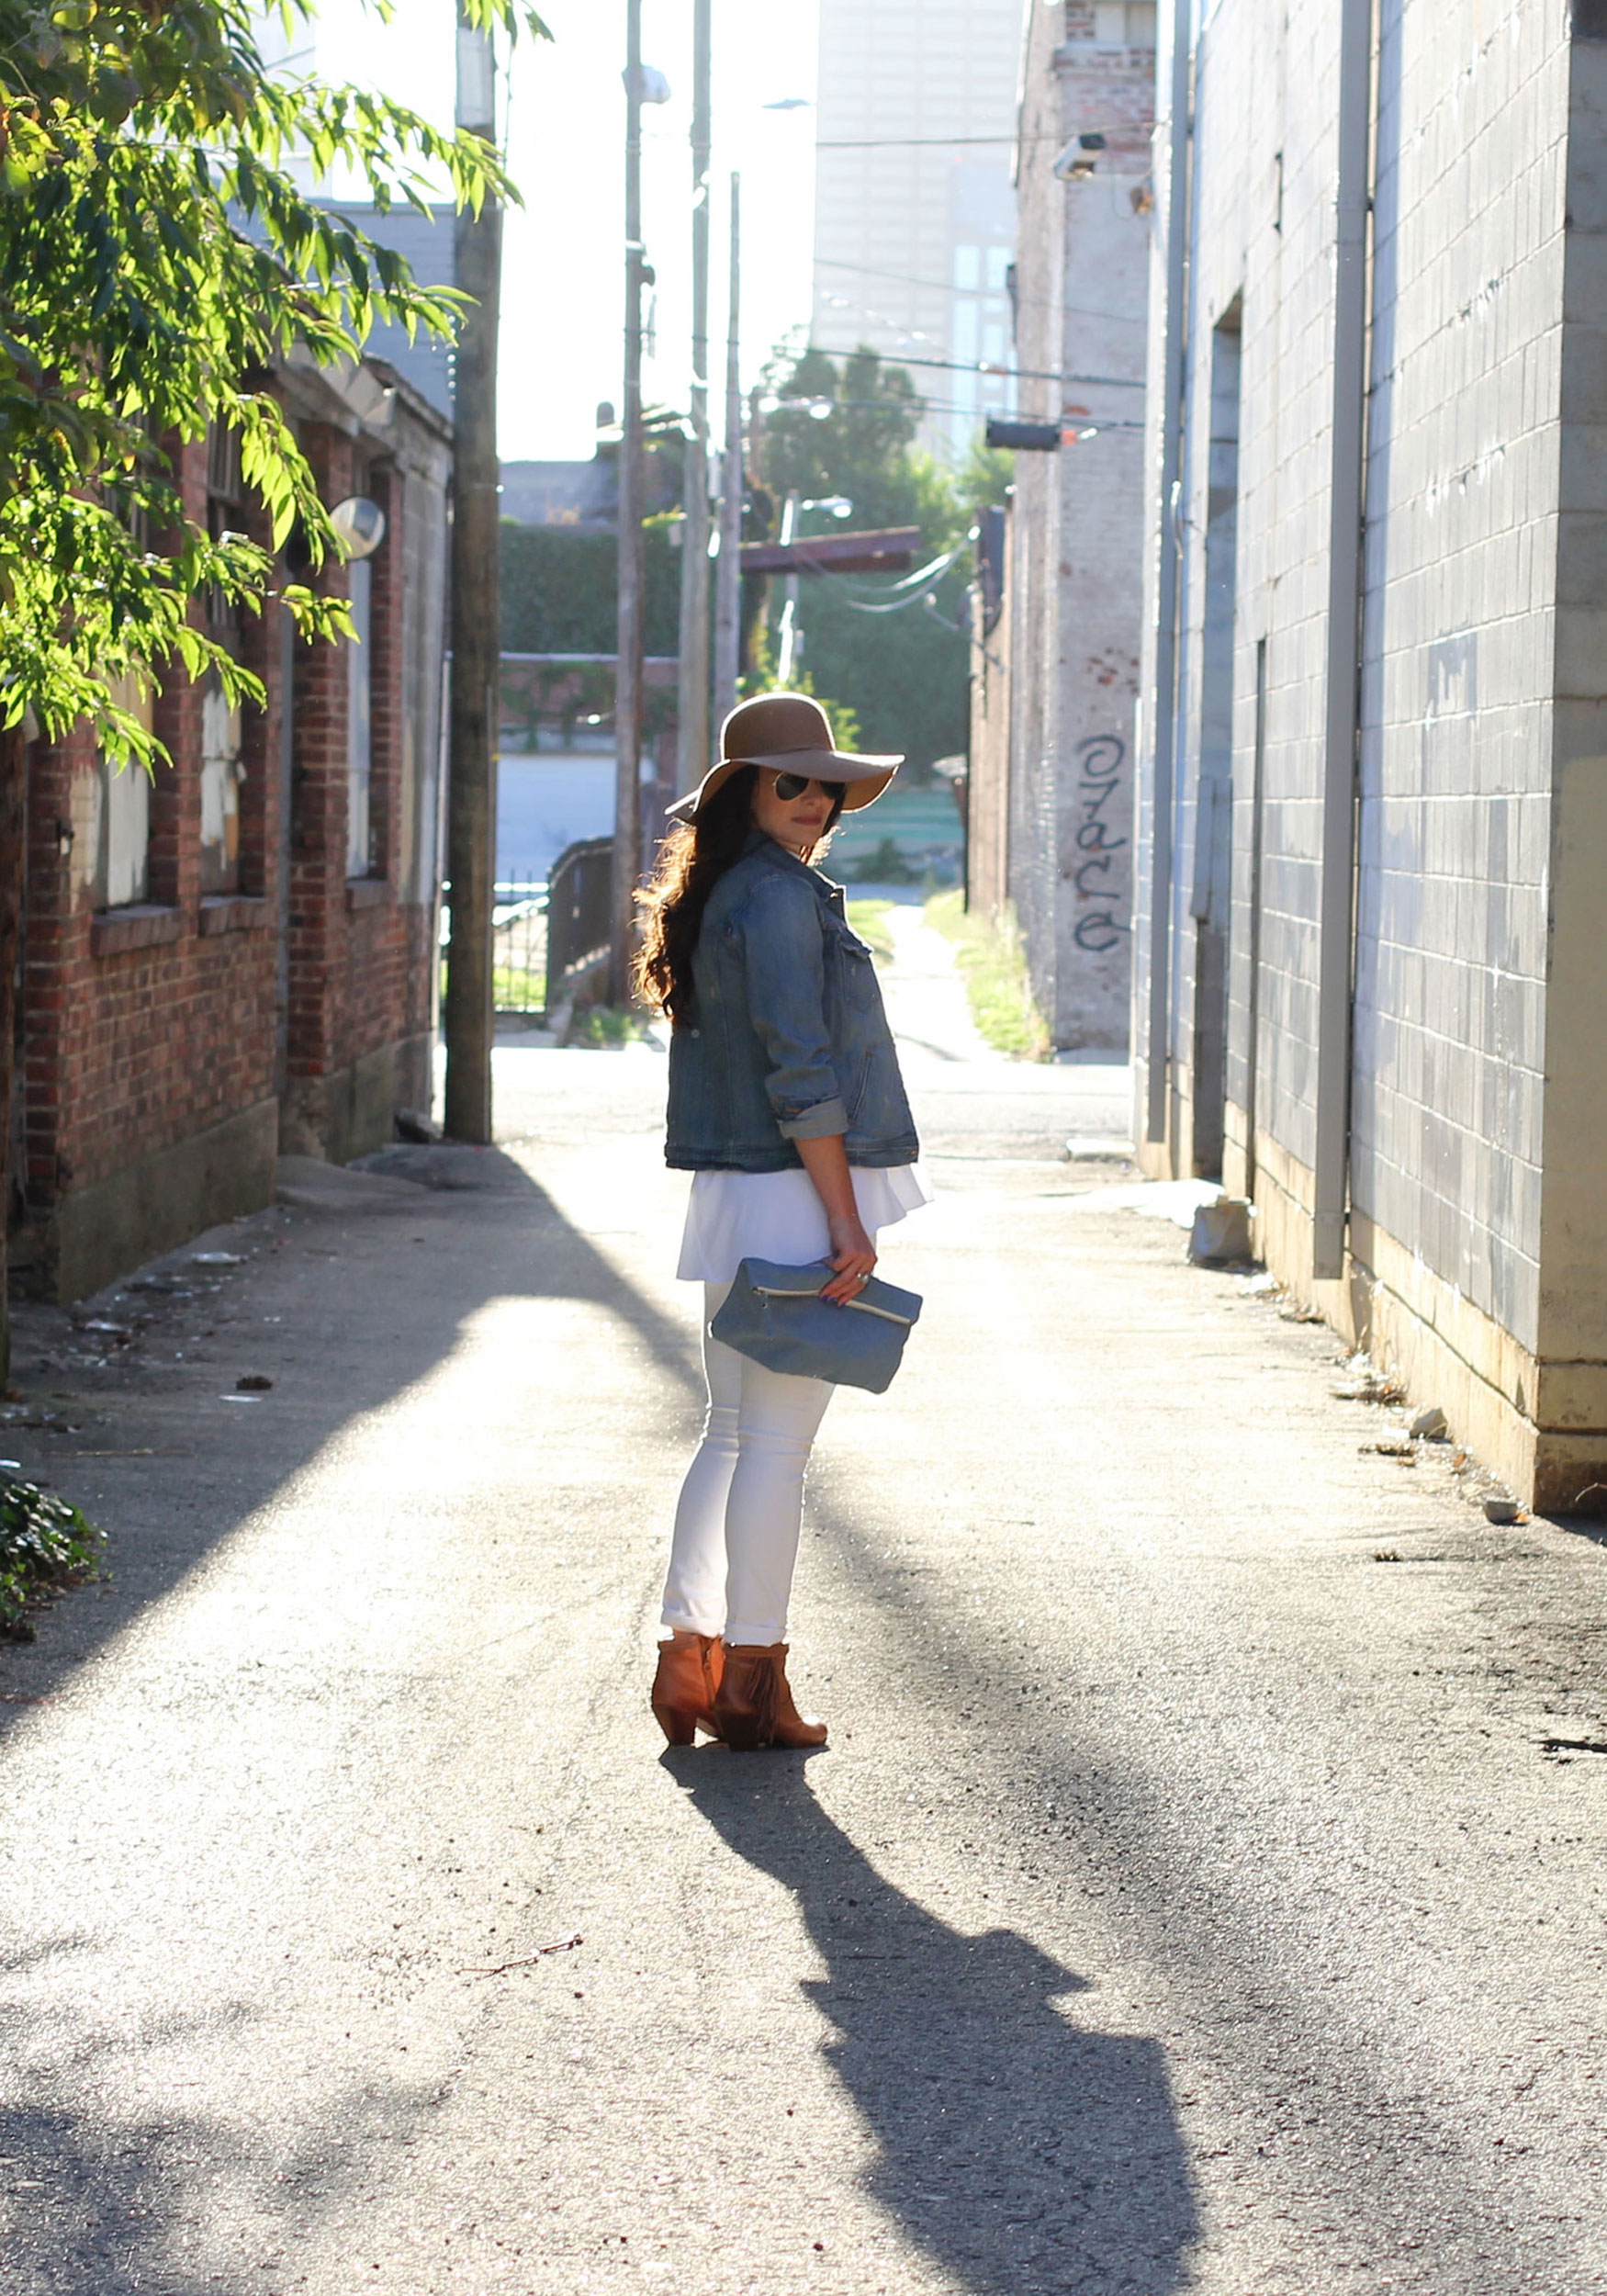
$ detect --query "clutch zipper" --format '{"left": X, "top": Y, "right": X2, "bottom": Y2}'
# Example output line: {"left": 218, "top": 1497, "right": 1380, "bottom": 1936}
{"left": 751, "top": 1283, "right": 913, "bottom": 1328}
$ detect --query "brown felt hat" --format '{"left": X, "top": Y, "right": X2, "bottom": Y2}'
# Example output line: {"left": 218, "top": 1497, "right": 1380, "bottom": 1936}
{"left": 665, "top": 692, "right": 901, "bottom": 824}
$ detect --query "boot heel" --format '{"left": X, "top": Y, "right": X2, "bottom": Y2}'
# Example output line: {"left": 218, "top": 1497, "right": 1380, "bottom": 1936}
{"left": 651, "top": 1699, "right": 698, "bottom": 1749}
{"left": 649, "top": 1631, "right": 725, "bottom": 1746}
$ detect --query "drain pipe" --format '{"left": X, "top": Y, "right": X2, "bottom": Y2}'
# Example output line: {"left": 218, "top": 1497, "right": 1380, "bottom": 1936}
{"left": 1145, "top": 0, "right": 1191, "bottom": 1148}
{"left": 1312, "top": 0, "right": 1373, "bottom": 1278}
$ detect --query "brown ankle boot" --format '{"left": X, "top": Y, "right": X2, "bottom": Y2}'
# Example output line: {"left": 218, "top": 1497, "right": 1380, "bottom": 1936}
{"left": 714, "top": 1644, "right": 828, "bottom": 1751}
{"left": 650, "top": 1631, "right": 725, "bottom": 1747}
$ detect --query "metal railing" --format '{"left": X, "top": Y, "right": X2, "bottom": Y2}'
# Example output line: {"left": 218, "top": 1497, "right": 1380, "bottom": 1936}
{"left": 542, "top": 834, "right": 613, "bottom": 1017}
{"left": 492, "top": 872, "right": 549, "bottom": 1017}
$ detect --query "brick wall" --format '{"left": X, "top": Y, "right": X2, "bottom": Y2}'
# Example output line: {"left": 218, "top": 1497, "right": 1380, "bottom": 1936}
{"left": 15, "top": 371, "right": 451, "bottom": 1300}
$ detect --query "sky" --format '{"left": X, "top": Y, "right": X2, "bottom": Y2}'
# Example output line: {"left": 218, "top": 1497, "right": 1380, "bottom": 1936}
{"left": 297, "top": 0, "right": 822, "bottom": 462}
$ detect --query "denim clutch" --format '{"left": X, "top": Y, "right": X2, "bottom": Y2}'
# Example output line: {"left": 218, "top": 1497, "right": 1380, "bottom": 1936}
{"left": 711, "top": 1257, "right": 924, "bottom": 1394}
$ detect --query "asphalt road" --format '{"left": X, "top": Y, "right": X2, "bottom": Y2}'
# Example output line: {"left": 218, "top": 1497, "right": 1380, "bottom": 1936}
{"left": 3, "top": 937, "right": 1606, "bottom": 2295}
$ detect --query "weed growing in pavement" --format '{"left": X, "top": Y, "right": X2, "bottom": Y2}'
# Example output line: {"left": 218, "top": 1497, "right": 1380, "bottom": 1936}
{"left": 567, "top": 1003, "right": 650, "bottom": 1050}
{"left": 845, "top": 897, "right": 897, "bottom": 962}
{"left": 0, "top": 1476, "right": 104, "bottom": 1641}
{"left": 923, "top": 888, "right": 1051, "bottom": 1061}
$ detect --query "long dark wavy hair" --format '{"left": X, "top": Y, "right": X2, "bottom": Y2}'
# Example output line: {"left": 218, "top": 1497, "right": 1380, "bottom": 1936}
{"left": 634, "top": 766, "right": 845, "bottom": 1024}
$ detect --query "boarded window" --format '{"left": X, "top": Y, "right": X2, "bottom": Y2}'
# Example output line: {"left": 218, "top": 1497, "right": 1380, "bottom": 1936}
{"left": 202, "top": 421, "right": 245, "bottom": 894}
{"left": 199, "top": 670, "right": 243, "bottom": 895}
{"left": 345, "top": 555, "right": 374, "bottom": 877}
{"left": 93, "top": 671, "right": 153, "bottom": 910}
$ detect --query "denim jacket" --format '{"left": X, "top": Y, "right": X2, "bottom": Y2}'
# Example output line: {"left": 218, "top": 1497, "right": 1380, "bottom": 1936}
{"left": 665, "top": 830, "right": 920, "bottom": 1173}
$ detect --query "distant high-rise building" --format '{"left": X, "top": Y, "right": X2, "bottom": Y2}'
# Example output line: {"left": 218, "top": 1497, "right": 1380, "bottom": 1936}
{"left": 810, "top": 0, "right": 1023, "bottom": 461}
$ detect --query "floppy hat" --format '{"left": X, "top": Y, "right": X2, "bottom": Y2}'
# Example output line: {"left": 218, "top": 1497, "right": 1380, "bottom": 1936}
{"left": 665, "top": 692, "right": 901, "bottom": 824}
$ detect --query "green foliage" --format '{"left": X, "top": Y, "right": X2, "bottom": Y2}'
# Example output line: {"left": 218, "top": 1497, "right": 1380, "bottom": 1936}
{"left": 758, "top": 344, "right": 978, "bottom": 772}
{"left": 740, "top": 624, "right": 860, "bottom": 756}
{"left": 925, "top": 889, "right": 1051, "bottom": 1062}
{"left": 839, "top": 834, "right": 924, "bottom": 887}
{"left": 568, "top": 1003, "right": 649, "bottom": 1049}
{"left": 0, "top": 1474, "right": 104, "bottom": 1640}
{"left": 787, "top": 572, "right": 970, "bottom": 775}
{"left": 0, "top": 0, "right": 545, "bottom": 769}
{"left": 952, "top": 437, "right": 1017, "bottom": 529}
{"left": 500, "top": 524, "right": 681, "bottom": 657}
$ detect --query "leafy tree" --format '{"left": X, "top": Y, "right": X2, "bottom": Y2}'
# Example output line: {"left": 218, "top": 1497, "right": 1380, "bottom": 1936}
{"left": 756, "top": 344, "right": 977, "bottom": 771}
{"left": 0, "top": 0, "right": 543, "bottom": 1373}
{"left": 952, "top": 436, "right": 1017, "bottom": 530}
{"left": 500, "top": 526, "right": 681, "bottom": 658}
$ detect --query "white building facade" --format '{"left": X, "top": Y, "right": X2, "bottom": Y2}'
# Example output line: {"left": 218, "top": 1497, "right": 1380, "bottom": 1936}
{"left": 811, "top": 0, "right": 1023, "bottom": 460}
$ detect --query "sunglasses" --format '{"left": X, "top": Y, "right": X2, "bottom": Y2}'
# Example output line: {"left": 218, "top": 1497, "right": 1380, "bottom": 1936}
{"left": 770, "top": 771, "right": 847, "bottom": 804}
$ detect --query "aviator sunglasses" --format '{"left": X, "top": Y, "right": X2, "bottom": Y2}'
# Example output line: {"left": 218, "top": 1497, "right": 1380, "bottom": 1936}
{"left": 770, "top": 771, "right": 847, "bottom": 803}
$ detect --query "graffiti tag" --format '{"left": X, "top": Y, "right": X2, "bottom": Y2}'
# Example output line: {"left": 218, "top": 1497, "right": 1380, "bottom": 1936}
{"left": 1066, "top": 732, "right": 1129, "bottom": 955}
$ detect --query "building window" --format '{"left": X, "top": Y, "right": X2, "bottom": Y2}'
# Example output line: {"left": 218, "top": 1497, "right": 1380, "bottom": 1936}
{"left": 198, "top": 670, "right": 243, "bottom": 894}
{"left": 202, "top": 421, "right": 246, "bottom": 895}
{"left": 1092, "top": 2, "right": 1156, "bottom": 42}
{"left": 346, "top": 554, "right": 374, "bottom": 878}
{"left": 93, "top": 673, "right": 152, "bottom": 910}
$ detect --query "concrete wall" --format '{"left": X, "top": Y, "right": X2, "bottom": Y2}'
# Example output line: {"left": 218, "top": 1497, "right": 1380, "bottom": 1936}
{"left": 969, "top": 0, "right": 1151, "bottom": 1050}
{"left": 1132, "top": 0, "right": 1607, "bottom": 1510}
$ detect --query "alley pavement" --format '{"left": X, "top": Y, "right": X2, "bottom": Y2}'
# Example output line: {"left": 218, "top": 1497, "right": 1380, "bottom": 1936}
{"left": 3, "top": 921, "right": 1607, "bottom": 2296}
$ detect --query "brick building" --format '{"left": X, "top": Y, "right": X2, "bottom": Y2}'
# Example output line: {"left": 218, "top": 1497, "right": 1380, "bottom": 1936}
{"left": 16, "top": 354, "right": 451, "bottom": 1302}
{"left": 967, "top": 0, "right": 1154, "bottom": 1051}
{"left": 1133, "top": 0, "right": 1607, "bottom": 1510}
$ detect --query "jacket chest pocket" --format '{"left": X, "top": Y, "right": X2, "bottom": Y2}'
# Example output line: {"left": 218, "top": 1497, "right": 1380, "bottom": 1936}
{"left": 832, "top": 930, "right": 881, "bottom": 1014}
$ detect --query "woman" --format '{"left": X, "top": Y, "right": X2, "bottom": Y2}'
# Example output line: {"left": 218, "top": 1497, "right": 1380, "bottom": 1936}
{"left": 634, "top": 692, "right": 929, "bottom": 1752}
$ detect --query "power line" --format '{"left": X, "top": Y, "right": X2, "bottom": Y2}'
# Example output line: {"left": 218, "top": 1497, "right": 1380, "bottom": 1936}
{"left": 822, "top": 348, "right": 1145, "bottom": 391}
{"left": 814, "top": 130, "right": 1142, "bottom": 149}
{"left": 815, "top": 256, "right": 1143, "bottom": 331}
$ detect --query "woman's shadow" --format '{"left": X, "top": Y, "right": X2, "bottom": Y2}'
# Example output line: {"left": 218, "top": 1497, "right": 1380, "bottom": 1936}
{"left": 669, "top": 1752, "right": 1198, "bottom": 2295}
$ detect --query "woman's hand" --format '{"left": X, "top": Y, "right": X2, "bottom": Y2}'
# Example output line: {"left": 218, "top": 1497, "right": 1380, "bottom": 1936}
{"left": 821, "top": 1211, "right": 877, "bottom": 1303}
{"left": 794, "top": 1133, "right": 877, "bottom": 1301}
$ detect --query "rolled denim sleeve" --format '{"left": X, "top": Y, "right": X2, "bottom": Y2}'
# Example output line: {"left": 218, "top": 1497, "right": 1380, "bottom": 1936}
{"left": 736, "top": 874, "right": 848, "bottom": 1140}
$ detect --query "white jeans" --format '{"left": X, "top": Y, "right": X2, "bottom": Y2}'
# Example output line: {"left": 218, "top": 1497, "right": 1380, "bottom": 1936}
{"left": 660, "top": 1280, "right": 836, "bottom": 1646}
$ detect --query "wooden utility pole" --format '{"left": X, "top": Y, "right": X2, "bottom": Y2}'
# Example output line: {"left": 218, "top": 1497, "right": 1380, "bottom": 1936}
{"left": 713, "top": 172, "right": 742, "bottom": 727}
{"left": 443, "top": 7, "right": 500, "bottom": 1143}
{"left": 675, "top": 0, "right": 713, "bottom": 795}
{"left": 775, "top": 490, "right": 802, "bottom": 681}
{"left": 609, "top": 0, "right": 646, "bottom": 1004}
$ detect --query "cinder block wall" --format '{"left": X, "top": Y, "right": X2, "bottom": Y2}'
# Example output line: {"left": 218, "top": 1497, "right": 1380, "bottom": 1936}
{"left": 1133, "top": 0, "right": 1604, "bottom": 1508}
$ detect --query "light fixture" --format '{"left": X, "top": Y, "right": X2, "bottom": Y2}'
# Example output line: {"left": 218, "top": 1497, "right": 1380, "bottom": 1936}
{"left": 1052, "top": 131, "right": 1107, "bottom": 183}
{"left": 330, "top": 496, "right": 386, "bottom": 559}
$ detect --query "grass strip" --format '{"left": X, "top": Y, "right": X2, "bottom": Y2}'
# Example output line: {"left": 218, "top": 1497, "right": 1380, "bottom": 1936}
{"left": 0, "top": 1476, "right": 104, "bottom": 1642}
{"left": 845, "top": 898, "right": 897, "bottom": 962}
{"left": 568, "top": 1004, "right": 650, "bottom": 1049}
{"left": 923, "top": 889, "right": 1051, "bottom": 1061}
